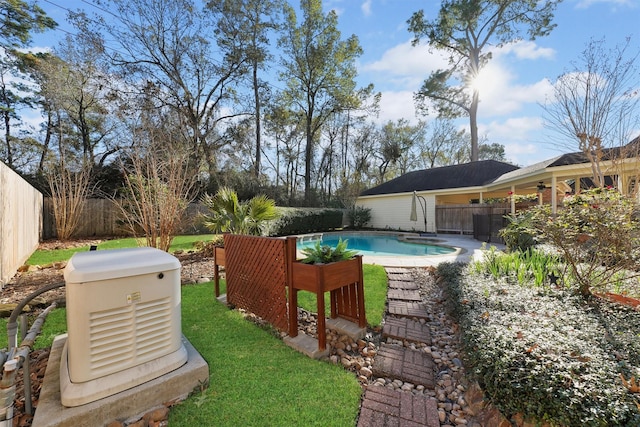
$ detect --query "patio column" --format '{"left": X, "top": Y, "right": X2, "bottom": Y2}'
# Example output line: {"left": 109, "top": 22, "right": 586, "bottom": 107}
{"left": 551, "top": 176, "right": 558, "bottom": 215}
{"left": 479, "top": 192, "right": 484, "bottom": 204}
{"left": 510, "top": 185, "right": 515, "bottom": 214}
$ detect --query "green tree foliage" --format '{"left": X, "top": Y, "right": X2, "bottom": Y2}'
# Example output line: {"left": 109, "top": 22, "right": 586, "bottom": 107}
{"left": 278, "top": 0, "right": 364, "bottom": 205}
{"left": 478, "top": 142, "right": 506, "bottom": 161}
{"left": 200, "top": 186, "right": 279, "bottom": 236}
{"left": 408, "top": 0, "right": 559, "bottom": 162}
{"left": 375, "top": 119, "right": 425, "bottom": 183}
{"left": 0, "top": 0, "right": 56, "bottom": 50}
{"left": 211, "top": 0, "right": 283, "bottom": 179}
{"left": 0, "top": 0, "right": 56, "bottom": 168}
{"left": 529, "top": 187, "right": 640, "bottom": 296}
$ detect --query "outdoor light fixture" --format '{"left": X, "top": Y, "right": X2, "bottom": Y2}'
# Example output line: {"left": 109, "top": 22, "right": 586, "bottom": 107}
{"left": 537, "top": 182, "right": 546, "bottom": 191}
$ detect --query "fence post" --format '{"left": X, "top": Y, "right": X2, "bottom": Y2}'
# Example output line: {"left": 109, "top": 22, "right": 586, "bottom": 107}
{"left": 285, "top": 236, "right": 298, "bottom": 338}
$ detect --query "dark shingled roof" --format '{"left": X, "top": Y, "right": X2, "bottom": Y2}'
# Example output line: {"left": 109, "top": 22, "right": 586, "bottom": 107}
{"left": 360, "top": 160, "right": 520, "bottom": 196}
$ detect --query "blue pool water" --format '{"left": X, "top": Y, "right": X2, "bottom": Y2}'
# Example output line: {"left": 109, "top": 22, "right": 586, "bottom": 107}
{"left": 297, "top": 233, "right": 456, "bottom": 257}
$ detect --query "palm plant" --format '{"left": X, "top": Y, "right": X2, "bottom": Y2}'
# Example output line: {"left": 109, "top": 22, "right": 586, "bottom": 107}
{"left": 200, "top": 187, "right": 279, "bottom": 236}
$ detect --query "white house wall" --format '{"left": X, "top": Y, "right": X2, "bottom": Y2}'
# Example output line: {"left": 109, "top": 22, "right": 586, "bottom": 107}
{"left": 356, "top": 193, "right": 436, "bottom": 233}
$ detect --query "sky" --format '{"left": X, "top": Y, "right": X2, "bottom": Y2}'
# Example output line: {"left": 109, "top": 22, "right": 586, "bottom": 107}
{"left": 33, "top": 0, "right": 640, "bottom": 167}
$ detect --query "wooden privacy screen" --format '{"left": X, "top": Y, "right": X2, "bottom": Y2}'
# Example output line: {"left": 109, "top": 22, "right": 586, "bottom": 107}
{"left": 223, "top": 234, "right": 289, "bottom": 333}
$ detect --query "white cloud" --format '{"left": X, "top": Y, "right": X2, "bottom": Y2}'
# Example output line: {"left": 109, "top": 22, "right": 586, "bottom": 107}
{"left": 362, "top": 40, "right": 449, "bottom": 89}
{"left": 575, "top": 0, "right": 635, "bottom": 9}
{"left": 477, "top": 116, "right": 563, "bottom": 165}
{"left": 376, "top": 90, "right": 418, "bottom": 124}
{"left": 496, "top": 40, "right": 556, "bottom": 61}
{"left": 481, "top": 116, "right": 545, "bottom": 143}
{"left": 361, "top": 0, "right": 372, "bottom": 16}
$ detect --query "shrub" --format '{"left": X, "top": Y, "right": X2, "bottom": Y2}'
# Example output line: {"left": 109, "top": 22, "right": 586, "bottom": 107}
{"left": 528, "top": 187, "right": 640, "bottom": 296}
{"left": 499, "top": 210, "right": 537, "bottom": 252}
{"left": 347, "top": 206, "right": 372, "bottom": 229}
{"left": 469, "top": 245, "right": 562, "bottom": 287}
{"left": 269, "top": 208, "right": 343, "bottom": 235}
{"left": 199, "top": 187, "right": 279, "bottom": 236}
{"left": 439, "top": 262, "right": 640, "bottom": 426}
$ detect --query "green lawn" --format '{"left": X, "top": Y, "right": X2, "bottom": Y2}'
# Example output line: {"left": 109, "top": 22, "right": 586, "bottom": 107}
{"left": 26, "top": 235, "right": 214, "bottom": 265}
{"left": 171, "top": 282, "right": 362, "bottom": 426}
{"left": 11, "top": 236, "right": 388, "bottom": 426}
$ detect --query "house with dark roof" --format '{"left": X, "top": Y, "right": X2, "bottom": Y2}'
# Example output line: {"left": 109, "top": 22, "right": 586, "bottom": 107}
{"left": 356, "top": 137, "right": 640, "bottom": 234}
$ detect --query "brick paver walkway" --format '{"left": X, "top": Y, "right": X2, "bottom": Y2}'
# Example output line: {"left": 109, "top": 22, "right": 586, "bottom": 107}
{"left": 387, "top": 300, "right": 430, "bottom": 319}
{"left": 382, "top": 317, "right": 432, "bottom": 345}
{"left": 358, "top": 267, "right": 439, "bottom": 427}
{"left": 387, "top": 280, "right": 419, "bottom": 290}
{"left": 372, "top": 343, "right": 435, "bottom": 388}
{"left": 388, "top": 288, "right": 422, "bottom": 301}
{"left": 357, "top": 386, "right": 440, "bottom": 427}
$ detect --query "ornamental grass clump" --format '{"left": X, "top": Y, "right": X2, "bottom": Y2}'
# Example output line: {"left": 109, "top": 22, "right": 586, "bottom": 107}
{"left": 439, "top": 261, "right": 640, "bottom": 426}
{"left": 470, "top": 245, "right": 562, "bottom": 287}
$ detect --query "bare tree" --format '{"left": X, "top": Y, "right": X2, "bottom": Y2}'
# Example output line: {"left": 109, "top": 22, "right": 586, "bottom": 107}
{"left": 116, "top": 120, "right": 199, "bottom": 252}
{"left": 417, "top": 118, "right": 467, "bottom": 168}
{"left": 543, "top": 37, "right": 640, "bottom": 188}
{"left": 45, "top": 157, "right": 92, "bottom": 241}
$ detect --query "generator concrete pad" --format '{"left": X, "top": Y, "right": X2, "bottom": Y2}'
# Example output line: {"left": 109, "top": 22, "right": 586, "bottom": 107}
{"left": 33, "top": 334, "right": 209, "bottom": 427}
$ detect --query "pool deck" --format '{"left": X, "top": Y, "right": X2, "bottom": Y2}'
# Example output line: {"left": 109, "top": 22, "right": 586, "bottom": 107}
{"left": 357, "top": 234, "right": 505, "bottom": 267}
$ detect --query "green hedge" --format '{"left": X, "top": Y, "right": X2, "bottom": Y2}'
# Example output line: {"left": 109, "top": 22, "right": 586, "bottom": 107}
{"left": 268, "top": 208, "right": 344, "bottom": 236}
{"left": 437, "top": 262, "right": 640, "bottom": 427}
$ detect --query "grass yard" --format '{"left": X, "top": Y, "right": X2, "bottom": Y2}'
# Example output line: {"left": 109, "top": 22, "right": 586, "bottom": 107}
{"left": 171, "top": 282, "right": 362, "bottom": 426}
{"left": 26, "top": 235, "right": 214, "bottom": 265}
{"left": 0, "top": 282, "right": 366, "bottom": 427}
{"left": 9, "top": 236, "right": 389, "bottom": 426}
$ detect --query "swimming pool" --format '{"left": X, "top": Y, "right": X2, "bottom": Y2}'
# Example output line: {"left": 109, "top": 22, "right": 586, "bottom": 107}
{"left": 296, "top": 232, "right": 456, "bottom": 257}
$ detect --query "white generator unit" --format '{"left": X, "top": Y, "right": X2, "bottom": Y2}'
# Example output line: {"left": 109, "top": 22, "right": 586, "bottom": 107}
{"left": 60, "top": 247, "right": 188, "bottom": 407}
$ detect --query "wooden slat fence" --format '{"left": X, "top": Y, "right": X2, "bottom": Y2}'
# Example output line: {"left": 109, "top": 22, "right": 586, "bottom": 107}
{"left": 436, "top": 204, "right": 509, "bottom": 234}
{"left": 223, "top": 234, "right": 290, "bottom": 333}
{"left": 43, "top": 198, "right": 209, "bottom": 239}
{"left": 0, "top": 162, "right": 42, "bottom": 287}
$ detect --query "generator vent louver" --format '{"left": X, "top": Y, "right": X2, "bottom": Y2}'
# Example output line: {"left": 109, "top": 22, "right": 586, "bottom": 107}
{"left": 87, "top": 297, "right": 172, "bottom": 376}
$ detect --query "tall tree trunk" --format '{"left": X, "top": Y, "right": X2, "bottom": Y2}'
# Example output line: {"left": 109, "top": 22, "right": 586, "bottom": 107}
{"left": 304, "top": 117, "right": 313, "bottom": 205}
{"left": 38, "top": 110, "right": 54, "bottom": 174}
{"left": 469, "top": 88, "right": 479, "bottom": 162}
{"left": 252, "top": 59, "right": 261, "bottom": 178}
{"left": 3, "top": 109, "right": 11, "bottom": 167}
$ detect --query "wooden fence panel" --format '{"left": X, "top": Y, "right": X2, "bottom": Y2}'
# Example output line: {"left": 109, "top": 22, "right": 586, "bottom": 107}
{"left": 436, "top": 204, "right": 509, "bottom": 234}
{"left": 43, "top": 198, "right": 209, "bottom": 239}
{"left": 0, "top": 162, "right": 42, "bottom": 287}
{"left": 223, "top": 234, "right": 289, "bottom": 333}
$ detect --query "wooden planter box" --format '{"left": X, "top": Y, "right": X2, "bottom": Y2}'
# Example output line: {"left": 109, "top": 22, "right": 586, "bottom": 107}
{"left": 213, "top": 246, "right": 225, "bottom": 297}
{"left": 289, "top": 255, "right": 365, "bottom": 350}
